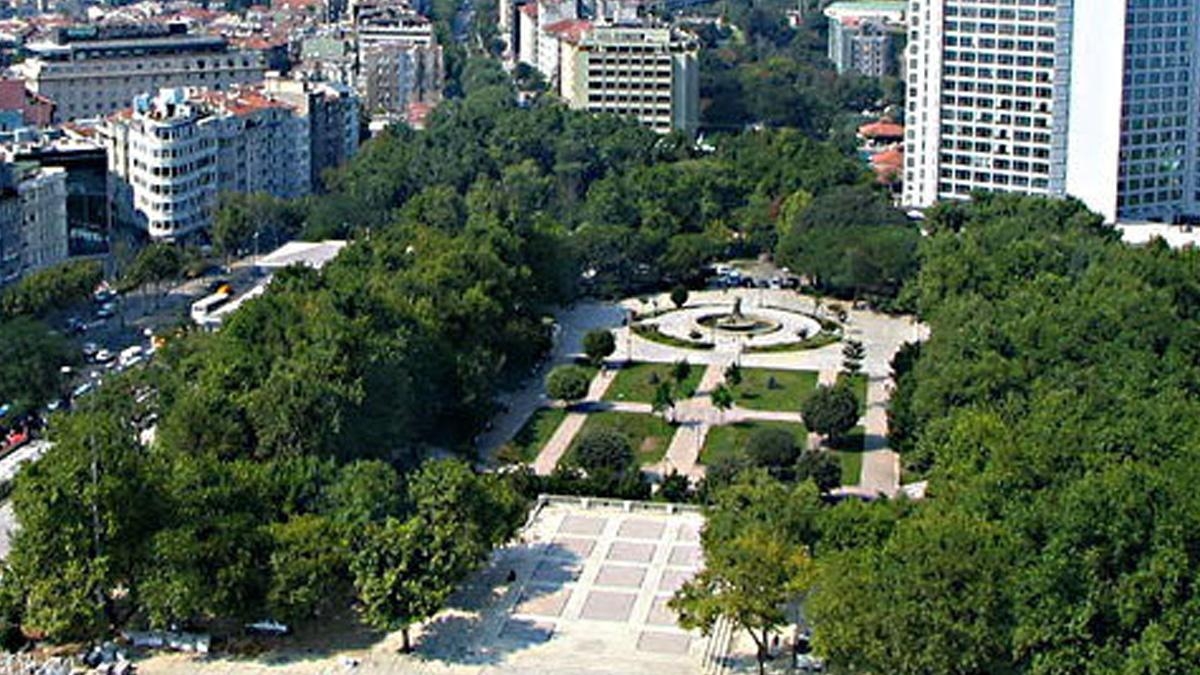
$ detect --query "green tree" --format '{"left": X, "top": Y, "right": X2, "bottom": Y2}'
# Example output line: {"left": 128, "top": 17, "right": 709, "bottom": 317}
{"left": 0, "top": 318, "right": 74, "bottom": 415}
{"left": 0, "top": 260, "right": 102, "bottom": 319}
{"left": 267, "top": 514, "right": 349, "bottom": 623}
{"left": 582, "top": 329, "right": 616, "bottom": 367}
{"left": 673, "top": 474, "right": 821, "bottom": 675}
{"left": 652, "top": 381, "right": 676, "bottom": 422}
{"left": 710, "top": 384, "right": 735, "bottom": 422}
{"left": 670, "top": 284, "right": 690, "bottom": 309}
{"left": 573, "top": 428, "right": 634, "bottom": 476}
{"left": 795, "top": 450, "right": 841, "bottom": 492}
{"left": 802, "top": 384, "right": 859, "bottom": 443}
{"left": 545, "top": 365, "right": 592, "bottom": 404}
{"left": 841, "top": 339, "right": 865, "bottom": 376}
{"left": 724, "top": 362, "right": 743, "bottom": 386}
{"left": 351, "top": 516, "right": 462, "bottom": 652}
{"left": 671, "top": 359, "right": 692, "bottom": 386}
{"left": 745, "top": 427, "right": 799, "bottom": 475}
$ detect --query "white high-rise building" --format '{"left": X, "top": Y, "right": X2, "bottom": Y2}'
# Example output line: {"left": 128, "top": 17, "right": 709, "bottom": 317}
{"left": 103, "top": 87, "right": 311, "bottom": 240}
{"left": 560, "top": 24, "right": 699, "bottom": 135}
{"left": 903, "top": 0, "right": 1200, "bottom": 223}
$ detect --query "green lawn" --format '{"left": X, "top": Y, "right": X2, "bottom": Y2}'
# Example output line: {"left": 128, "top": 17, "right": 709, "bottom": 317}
{"left": 838, "top": 373, "right": 869, "bottom": 415}
{"left": 567, "top": 411, "right": 676, "bottom": 466}
{"left": 604, "top": 361, "right": 704, "bottom": 403}
{"left": 733, "top": 368, "right": 819, "bottom": 411}
{"left": 503, "top": 407, "right": 567, "bottom": 463}
{"left": 833, "top": 450, "right": 863, "bottom": 486}
{"left": 700, "top": 420, "right": 807, "bottom": 466}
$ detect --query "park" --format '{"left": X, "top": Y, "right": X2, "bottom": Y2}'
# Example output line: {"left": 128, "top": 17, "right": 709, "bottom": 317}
{"left": 491, "top": 284, "right": 926, "bottom": 500}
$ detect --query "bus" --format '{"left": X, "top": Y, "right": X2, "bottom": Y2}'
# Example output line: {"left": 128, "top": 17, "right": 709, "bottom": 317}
{"left": 190, "top": 286, "right": 233, "bottom": 327}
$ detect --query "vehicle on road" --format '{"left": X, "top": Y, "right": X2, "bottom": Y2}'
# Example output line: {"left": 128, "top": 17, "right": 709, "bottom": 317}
{"left": 94, "top": 349, "right": 114, "bottom": 363}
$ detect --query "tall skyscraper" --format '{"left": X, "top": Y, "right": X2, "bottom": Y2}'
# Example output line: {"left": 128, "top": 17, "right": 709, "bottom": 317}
{"left": 903, "top": 0, "right": 1200, "bottom": 223}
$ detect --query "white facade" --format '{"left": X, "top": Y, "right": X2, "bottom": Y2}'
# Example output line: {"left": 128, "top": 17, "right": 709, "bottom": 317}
{"left": 18, "top": 34, "right": 266, "bottom": 123}
{"left": 103, "top": 88, "right": 312, "bottom": 240}
{"left": 903, "top": 0, "right": 1200, "bottom": 223}
{"left": 560, "top": 24, "right": 699, "bottom": 135}
{"left": 15, "top": 166, "right": 68, "bottom": 275}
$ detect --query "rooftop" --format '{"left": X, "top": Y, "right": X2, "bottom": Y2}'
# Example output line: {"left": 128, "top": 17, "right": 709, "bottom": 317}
{"left": 255, "top": 240, "right": 348, "bottom": 270}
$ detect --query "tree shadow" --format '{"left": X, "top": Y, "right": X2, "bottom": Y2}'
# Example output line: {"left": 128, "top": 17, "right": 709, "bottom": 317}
{"left": 410, "top": 540, "right": 583, "bottom": 666}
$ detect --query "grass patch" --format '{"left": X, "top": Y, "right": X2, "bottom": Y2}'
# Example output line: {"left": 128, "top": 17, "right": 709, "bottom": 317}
{"left": 700, "top": 420, "right": 807, "bottom": 466}
{"left": 604, "top": 361, "right": 704, "bottom": 403}
{"left": 745, "top": 332, "right": 840, "bottom": 353}
{"left": 733, "top": 368, "right": 819, "bottom": 411}
{"left": 567, "top": 411, "right": 675, "bottom": 466}
{"left": 631, "top": 323, "right": 714, "bottom": 350}
{"left": 500, "top": 407, "right": 567, "bottom": 463}
{"left": 833, "top": 450, "right": 863, "bottom": 486}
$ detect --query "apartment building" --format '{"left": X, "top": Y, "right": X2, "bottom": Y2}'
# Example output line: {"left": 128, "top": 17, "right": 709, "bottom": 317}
{"left": 16, "top": 164, "right": 68, "bottom": 275}
{"left": 264, "top": 75, "right": 361, "bottom": 190}
{"left": 824, "top": 1, "right": 906, "bottom": 77}
{"left": 560, "top": 23, "right": 699, "bottom": 135}
{"left": 355, "top": 4, "right": 443, "bottom": 115}
{"left": 17, "top": 23, "right": 266, "bottom": 123}
{"left": 903, "top": 0, "right": 1200, "bottom": 223}
{"left": 102, "top": 87, "right": 310, "bottom": 240}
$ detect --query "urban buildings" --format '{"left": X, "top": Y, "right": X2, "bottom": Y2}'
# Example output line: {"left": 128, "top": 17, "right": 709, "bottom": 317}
{"left": 903, "top": 0, "right": 1200, "bottom": 224}
{"left": 102, "top": 87, "right": 313, "bottom": 240}
{"left": 5, "top": 129, "right": 109, "bottom": 256}
{"left": 0, "top": 161, "right": 69, "bottom": 286}
{"left": 355, "top": 2, "right": 443, "bottom": 117}
{"left": 16, "top": 23, "right": 267, "bottom": 123}
{"left": 263, "top": 75, "right": 361, "bottom": 191}
{"left": 823, "top": 1, "right": 905, "bottom": 77}
{"left": 560, "top": 23, "right": 699, "bottom": 135}
{"left": 0, "top": 79, "right": 54, "bottom": 130}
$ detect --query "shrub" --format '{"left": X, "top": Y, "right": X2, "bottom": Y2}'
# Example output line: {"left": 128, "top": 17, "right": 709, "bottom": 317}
{"left": 574, "top": 428, "right": 634, "bottom": 475}
{"left": 546, "top": 365, "right": 592, "bottom": 403}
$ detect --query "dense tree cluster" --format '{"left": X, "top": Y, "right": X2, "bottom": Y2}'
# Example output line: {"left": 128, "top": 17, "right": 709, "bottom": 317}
{"left": 0, "top": 260, "right": 101, "bottom": 320}
{"left": 808, "top": 194, "right": 1200, "bottom": 673}
{"left": 301, "top": 59, "right": 873, "bottom": 295}
{"left": 3, "top": 375, "right": 524, "bottom": 643}
{"left": 690, "top": 1, "right": 902, "bottom": 140}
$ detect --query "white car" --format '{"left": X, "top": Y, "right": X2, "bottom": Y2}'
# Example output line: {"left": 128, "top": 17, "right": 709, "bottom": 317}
{"left": 245, "top": 620, "right": 290, "bottom": 636}
{"left": 94, "top": 349, "right": 114, "bottom": 363}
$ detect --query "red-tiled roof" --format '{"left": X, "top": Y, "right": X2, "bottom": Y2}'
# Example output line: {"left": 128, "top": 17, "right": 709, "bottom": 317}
{"left": 858, "top": 120, "right": 904, "bottom": 139}
{"left": 542, "top": 19, "right": 591, "bottom": 42}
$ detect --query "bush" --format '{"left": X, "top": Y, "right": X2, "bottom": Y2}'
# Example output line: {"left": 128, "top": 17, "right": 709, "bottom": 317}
{"left": 670, "top": 285, "right": 689, "bottom": 309}
{"left": 802, "top": 384, "right": 859, "bottom": 441}
{"left": 796, "top": 450, "right": 842, "bottom": 492}
{"left": 545, "top": 365, "right": 592, "bottom": 403}
{"left": 574, "top": 428, "right": 634, "bottom": 475}
{"left": 746, "top": 428, "right": 800, "bottom": 471}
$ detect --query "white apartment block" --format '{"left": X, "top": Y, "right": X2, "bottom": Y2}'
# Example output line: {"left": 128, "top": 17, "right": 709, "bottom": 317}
{"left": 102, "top": 87, "right": 311, "bottom": 240}
{"left": 16, "top": 166, "right": 68, "bottom": 275}
{"left": 17, "top": 24, "right": 266, "bottom": 124}
{"left": 904, "top": 0, "right": 1200, "bottom": 223}
{"left": 560, "top": 24, "right": 699, "bottom": 135}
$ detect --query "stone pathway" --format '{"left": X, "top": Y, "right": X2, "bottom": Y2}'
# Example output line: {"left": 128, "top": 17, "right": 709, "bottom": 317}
{"left": 534, "top": 369, "right": 618, "bottom": 475}
{"left": 519, "top": 290, "right": 928, "bottom": 495}
{"left": 858, "top": 377, "right": 900, "bottom": 497}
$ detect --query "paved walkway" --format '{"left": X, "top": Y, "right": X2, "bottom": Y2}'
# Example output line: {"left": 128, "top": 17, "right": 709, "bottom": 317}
{"left": 517, "top": 290, "right": 928, "bottom": 495}
{"left": 859, "top": 377, "right": 900, "bottom": 497}
{"left": 534, "top": 369, "right": 618, "bottom": 475}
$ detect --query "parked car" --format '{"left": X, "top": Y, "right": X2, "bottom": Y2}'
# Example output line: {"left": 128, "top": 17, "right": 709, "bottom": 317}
{"left": 94, "top": 349, "right": 114, "bottom": 363}
{"left": 245, "top": 620, "right": 290, "bottom": 636}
